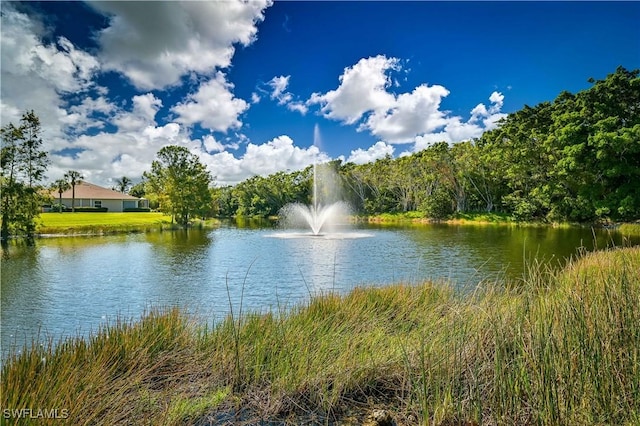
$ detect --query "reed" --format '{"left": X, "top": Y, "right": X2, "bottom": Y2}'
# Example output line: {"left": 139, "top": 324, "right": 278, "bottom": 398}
{"left": 2, "top": 247, "right": 639, "bottom": 425}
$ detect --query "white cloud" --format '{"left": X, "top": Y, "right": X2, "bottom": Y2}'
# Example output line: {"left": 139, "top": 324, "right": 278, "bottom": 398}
{"left": 1, "top": 6, "right": 100, "bottom": 151}
{"left": 202, "top": 135, "right": 226, "bottom": 153}
{"left": 346, "top": 141, "right": 394, "bottom": 164}
{"left": 363, "top": 84, "right": 450, "bottom": 143}
{"left": 171, "top": 72, "right": 249, "bottom": 132}
{"left": 265, "top": 75, "right": 308, "bottom": 115}
{"left": 113, "top": 93, "right": 163, "bottom": 132}
{"left": 200, "top": 135, "right": 328, "bottom": 186}
{"left": 308, "top": 55, "right": 398, "bottom": 124}
{"left": 468, "top": 91, "right": 507, "bottom": 130}
{"left": 268, "top": 75, "right": 291, "bottom": 102}
{"left": 308, "top": 55, "right": 508, "bottom": 153}
{"left": 90, "top": 0, "right": 272, "bottom": 90}
{"left": 63, "top": 96, "right": 116, "bottom": 133}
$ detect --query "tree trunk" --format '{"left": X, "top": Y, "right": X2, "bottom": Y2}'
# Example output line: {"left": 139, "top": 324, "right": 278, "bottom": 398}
{"left": 1, "top": 212, "right": 9, "bottom": 245}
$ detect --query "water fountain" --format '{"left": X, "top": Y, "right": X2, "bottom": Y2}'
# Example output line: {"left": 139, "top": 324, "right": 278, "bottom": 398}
{"left": 271, "top": 125, "right": 370, "bottom": 240}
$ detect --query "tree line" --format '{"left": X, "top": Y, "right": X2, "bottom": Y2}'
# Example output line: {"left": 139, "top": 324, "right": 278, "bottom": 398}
{"left": 210, "top": 66, "right": 640, "bottom": 223}
{"left": 2, "top": 67, "right": 638, "bottom": 243}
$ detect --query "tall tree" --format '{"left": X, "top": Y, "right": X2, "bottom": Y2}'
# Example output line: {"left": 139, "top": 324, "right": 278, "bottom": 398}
{"left": 1, "top": 123, "right": 23, "bottom": 242}
{"left": 113, "top": 176, "right": 132, "bottom": 193}
{"left": 64, "top": 170, "right": 84, "bottom": 213}
{"left": 51, "top": 179, "right": 71, "bottom": 213}
{"left": 0, "top": 111, "right": 49, "bottom": 243}
{"left": 143, "top": 145, "right": 213, "bottom": 226}
{"left": 19, "top": 111, "right": 49, "bottom": 238}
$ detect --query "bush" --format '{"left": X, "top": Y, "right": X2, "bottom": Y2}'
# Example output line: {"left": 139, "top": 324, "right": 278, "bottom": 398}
{"left": 72, "top": 207, "right": 109, "bottom": 212}
{"left": 419, "top": 189, "right": 454, "bottom": 219}
{"left": 123, "top": 208, "right": 152, "bottom": 212}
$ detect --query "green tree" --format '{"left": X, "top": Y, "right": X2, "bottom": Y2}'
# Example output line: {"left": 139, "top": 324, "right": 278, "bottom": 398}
{"left": 547, "top": 67, "right": 640, "bottom": 221}
{"left": 1, "top": 111, "right": 49, "bottom": 243}
{"left": 144, "top": 145, "right": 213, "bottom": 226}
{"left": 128, "top": 181, "right": 146, "bottom": 198}
{"left": 1, "top": 123, "right": 23, "bottom": 242}
{"left": 113, "top": 176, "right": 132, "bottom": 193}
{"left": 64, "top": 170, "right": 84, "bottom": 213}
{"left": 51, "top": 179, "right": 71, "bottom": 212}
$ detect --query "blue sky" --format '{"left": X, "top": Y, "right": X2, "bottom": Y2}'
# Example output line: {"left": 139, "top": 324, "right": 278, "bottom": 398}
{"left": 1, "top": 1, "right": 638, "bottom": 187}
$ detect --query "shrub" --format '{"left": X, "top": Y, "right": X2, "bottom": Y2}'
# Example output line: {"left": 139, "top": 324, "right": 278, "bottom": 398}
{"left": 72, "top": 207, "right": 109, "bottom": 212}
{"left": 123, "top": 207, "right": 152, "bottom": 212}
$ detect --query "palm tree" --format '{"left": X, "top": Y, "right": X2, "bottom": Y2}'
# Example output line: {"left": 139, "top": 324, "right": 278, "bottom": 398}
{"left": 114, "top": 176, "right": 132, "bottom": 193}
{"left": 64, "top": 170, "right": 83, "bottom": 213}
{"left": 51, "top": 179, "right": 71, "bottom": 213}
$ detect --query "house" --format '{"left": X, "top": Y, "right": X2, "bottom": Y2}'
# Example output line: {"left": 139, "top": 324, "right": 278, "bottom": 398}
{"left": 47, "top": 181, "right": 149, "bottom": 212}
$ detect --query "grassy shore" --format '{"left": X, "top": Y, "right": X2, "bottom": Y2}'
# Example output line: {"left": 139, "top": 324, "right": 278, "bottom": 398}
{"left": 35, "top": 212, "right": 218, "bottom": 235}
{"left": 359, "top": 211, "right": 529, "bottom": 226}
{"left": 619, "top": 222, "right": 640, "bottom": 238}
{"left": 3, "top": 246, "right": 639, "bottom": 425}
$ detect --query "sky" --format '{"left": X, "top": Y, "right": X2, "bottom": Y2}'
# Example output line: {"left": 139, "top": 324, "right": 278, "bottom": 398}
{"left": 1, "top": 1, "right": 638, "bottom": 188}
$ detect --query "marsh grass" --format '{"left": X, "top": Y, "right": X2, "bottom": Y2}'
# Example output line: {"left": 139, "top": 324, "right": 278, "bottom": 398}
{"left": 2, "top": 247, "right": 639, "bottom": 425}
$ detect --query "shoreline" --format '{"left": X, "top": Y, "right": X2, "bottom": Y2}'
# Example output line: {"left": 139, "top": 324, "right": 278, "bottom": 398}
{"left": 22, "top": 211, "right": 640, "bottom": 238}
{"left": 3, "top": 247, "right": 639, "bottom": 425}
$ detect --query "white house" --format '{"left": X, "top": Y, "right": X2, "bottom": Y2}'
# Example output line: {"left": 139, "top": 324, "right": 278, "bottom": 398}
{"left": 48, "top": 181, "right": 148, "bottom": 212}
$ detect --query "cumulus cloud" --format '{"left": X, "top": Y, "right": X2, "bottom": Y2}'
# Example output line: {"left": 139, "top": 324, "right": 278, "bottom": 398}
{"left": 112, "top": 93, "right": 163, "bottom": 132}
{"left": 413, "top": 92, "right": 507, "bottom": 151}
{"left": 1, "top": 5, "right": 100, "bottom": 149}
{"left": 346, "top": 141, "right": 394, "bottom": 164}
{"left": 199, "top": 135, "right": 328, "bottom": 186}
{"left": 468, "top": 91, "right": 507, "bottom": 130}
{"left": 363, "top": 84, "right": 450, "bottom": 142}
{"left": 308, "top": 55, "right": 398, "bottom": 124}
{"left": 90, "top": 0, "right": 272, "bottom": 90}
{"left": 308, "top": 55, "right": 508, "bottom": 152}
{"left": 171, "top": 72, "right": 249, "bottom": 132}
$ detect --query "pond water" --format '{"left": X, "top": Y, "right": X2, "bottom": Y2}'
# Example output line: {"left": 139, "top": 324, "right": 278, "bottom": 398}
{"left": 1, "top": 221, "right": 634, "bottom": 357}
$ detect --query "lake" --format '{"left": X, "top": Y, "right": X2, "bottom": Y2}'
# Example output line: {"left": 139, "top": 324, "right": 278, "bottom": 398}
{"left": 1, "top": 221, "right": 634, "bottom": 357}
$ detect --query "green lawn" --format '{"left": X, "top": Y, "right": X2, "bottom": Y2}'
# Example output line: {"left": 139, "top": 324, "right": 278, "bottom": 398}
{"left": 37, "top": 212, "right": 173, "bottom": 234}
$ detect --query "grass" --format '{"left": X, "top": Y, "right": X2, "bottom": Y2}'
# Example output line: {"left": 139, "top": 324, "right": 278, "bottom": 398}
{"left": 2, "top": 247, "right": 639, "bottom": 425}
{"left": 619, "top": 222, "right": 640, "bottom": 238}
{"left": 35, "top": 212, "right": 219, "bottom": 235}
{"left": 360, "top": 211, "right": 539, "bottom": 226}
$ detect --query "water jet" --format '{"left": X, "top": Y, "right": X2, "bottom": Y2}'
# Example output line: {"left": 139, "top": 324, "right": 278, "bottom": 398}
{"left": 273, "top": 125, "right": 369, "bottom": 240}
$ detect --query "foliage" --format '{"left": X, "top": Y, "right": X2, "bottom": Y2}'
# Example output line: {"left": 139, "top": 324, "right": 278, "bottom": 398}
{"left": 50, "top": 179, "right": 71, "bottom": 214}
{"left": 113, "top": 176, "right": 132, "bottom": 193}
{"left": 63, "top": 170, "right": 84, "bottom": 213}
{"left": 143, "top": 145, "right": 214, "bottom": 226}
{"left": 1, "top": 111, "right": 49, "bottom": 243}
{"left": 211, "top": 67, "right": 639, "bottom": 224}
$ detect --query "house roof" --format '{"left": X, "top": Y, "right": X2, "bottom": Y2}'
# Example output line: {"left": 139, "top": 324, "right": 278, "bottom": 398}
{"left": 51, "top": 181, "right": 143, "bottom": 200}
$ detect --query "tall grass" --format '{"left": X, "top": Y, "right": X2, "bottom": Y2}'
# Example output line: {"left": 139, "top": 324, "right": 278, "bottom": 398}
{"left": 2, "top": 247, "right": 639, "bottom": 425}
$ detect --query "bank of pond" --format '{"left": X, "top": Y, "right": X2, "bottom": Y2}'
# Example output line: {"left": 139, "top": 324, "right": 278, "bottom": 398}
{"left": 30, "top": 211, "right": 640, "bottom": 238}
{"left": 2, "top": 246, "right": 639, "bottom": 425}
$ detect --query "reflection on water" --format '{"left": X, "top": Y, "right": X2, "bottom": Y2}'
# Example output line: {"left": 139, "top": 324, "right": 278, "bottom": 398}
{"left": 1, "top": 222, "right": 635, "bottom": 357}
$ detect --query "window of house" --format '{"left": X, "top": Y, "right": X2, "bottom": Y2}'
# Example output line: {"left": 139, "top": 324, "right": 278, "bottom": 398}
{"left": 94, "top": 200, "right": 102, "bottom": 208}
